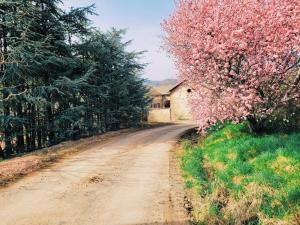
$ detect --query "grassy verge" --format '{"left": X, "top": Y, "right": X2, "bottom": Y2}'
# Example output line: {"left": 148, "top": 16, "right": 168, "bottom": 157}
{"left": 180, "top": 123, "right": 300, "bottom": 225}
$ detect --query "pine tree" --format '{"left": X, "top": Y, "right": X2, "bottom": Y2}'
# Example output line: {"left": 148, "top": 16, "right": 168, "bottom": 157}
{"left": 0, "top": 1, "right": 149, "bottom": 158}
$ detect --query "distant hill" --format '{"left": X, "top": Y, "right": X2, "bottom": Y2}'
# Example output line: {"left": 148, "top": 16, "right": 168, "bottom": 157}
{"left": 144, "top": 79, "right": 178, "bottom": 87}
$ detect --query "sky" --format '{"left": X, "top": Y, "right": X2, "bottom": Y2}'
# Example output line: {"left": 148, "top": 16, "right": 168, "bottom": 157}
{"left": 61, "top": 0, "right": 177, "bottom": 81}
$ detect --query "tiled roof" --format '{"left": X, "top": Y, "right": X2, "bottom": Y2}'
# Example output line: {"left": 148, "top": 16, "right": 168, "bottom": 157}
{"left": 149, "top": 83, "right": 183, "bottom": 96}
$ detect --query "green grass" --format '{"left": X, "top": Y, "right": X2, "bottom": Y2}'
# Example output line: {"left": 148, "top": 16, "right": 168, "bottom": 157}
{"left": 181, "top": 123, "right": 300, "bottom": 225}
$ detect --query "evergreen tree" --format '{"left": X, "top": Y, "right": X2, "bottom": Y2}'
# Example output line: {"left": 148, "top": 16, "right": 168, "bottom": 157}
{"left": 0, "top": 1, "right": 149, "bottom": 158}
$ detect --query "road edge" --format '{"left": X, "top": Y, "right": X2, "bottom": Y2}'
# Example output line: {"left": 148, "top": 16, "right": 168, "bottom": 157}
{"left": 0, "top": 123, "right": 173, "bottom": 189}
{"left": 167, "top": 127, "right": 197, "bottom": 224}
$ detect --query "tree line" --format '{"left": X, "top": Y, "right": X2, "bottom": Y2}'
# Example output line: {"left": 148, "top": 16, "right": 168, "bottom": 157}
{"left": 0, "top": 0, "right": 149, "bottom": 158}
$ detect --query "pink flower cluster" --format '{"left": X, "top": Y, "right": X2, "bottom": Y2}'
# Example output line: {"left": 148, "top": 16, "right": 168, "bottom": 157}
{"left": 163, "top": 0, "right": 300, "bottom": 132}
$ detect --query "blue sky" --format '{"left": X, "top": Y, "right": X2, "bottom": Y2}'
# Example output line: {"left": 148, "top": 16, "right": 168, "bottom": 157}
{"left": 61, "top": 0, "right": 177, "bottom": 81}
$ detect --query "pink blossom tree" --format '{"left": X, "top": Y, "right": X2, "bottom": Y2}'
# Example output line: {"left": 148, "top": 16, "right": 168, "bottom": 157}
{"left": 163, "top": 0, "right": 300, "bottom": 132}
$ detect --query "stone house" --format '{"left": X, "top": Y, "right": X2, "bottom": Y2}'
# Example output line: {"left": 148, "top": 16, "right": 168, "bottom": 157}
{"left": 147, "top": 82, "right": 192, "bottom": 122}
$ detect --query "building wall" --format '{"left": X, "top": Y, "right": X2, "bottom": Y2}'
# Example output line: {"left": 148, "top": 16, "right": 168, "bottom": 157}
{"left": 170, "top": 84, "right": 192, "bottom": 121}
{"left": 151, "top": 96, "right": 163, "bottom": 108}
{"left": 148, "top": 108, "right": 171, "bottom": 123}
{"left": 150, "top": 95, "right": 170, "bottom": 109}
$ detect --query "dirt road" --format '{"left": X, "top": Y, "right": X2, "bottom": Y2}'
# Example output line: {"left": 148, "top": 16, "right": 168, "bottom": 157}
{"left": 0, "top": 124, "right": 193, "bottom": 225}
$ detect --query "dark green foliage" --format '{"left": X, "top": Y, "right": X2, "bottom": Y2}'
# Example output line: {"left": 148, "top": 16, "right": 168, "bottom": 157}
{"left": 247, "top": 104, "right": 300, "bottom": 134}
{"left": 0, "top": 0, "right": 149, "bottom": 158}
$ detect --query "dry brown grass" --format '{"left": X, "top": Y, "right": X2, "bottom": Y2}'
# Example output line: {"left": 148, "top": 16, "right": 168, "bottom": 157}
{"left": 187, "top": 180, "right": 300, "bottom": 225}
{"left": 227, "top": 153, "right": 238, "bottom": 160}
{"left": 232, "top": 175, "right": 247, "bottom": 185}
{"left": 271, "top": 155, "right": 296, "bottom": 175}
{"left": 187, "top": 183, "right": 264, "bottom": 225}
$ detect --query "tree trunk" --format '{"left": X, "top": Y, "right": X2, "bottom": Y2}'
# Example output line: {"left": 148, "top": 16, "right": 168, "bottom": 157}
{"left": 16, "top": 102, "right": 25, "bottom": 153}
{"left": 3, "top": 100, "right": 13, "bottom": 157}
{"left": 47, "top": 105, "right": 55, "bottom": 145}
{"left": 1, "top": 12, "right": 13, "bottom": 157}
{"left": 30, "top": 104, "right": 36, "bottom": 151}
{"left": 247, "top": 116, "right": 265, "bottom": 134}
{"left": 37, "top": 109, "right": 42, "bottom": 149}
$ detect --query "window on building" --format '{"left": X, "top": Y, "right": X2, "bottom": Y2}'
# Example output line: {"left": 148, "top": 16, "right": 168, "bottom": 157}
{"left": 151, "top": 103, "right": 162, "bottom": 108}
{"left": 164, "top": 100, "right": 170, "bottom": 108}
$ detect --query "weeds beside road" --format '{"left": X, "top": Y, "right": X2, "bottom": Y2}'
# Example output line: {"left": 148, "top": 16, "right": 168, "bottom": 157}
{"left": 180, "top": 123, "right": 300, "bottom": 225}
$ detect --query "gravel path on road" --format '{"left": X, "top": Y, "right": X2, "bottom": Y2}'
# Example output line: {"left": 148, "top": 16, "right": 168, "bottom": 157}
{"left": 0, "top": 124, "right": 193, "bottom": 225}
